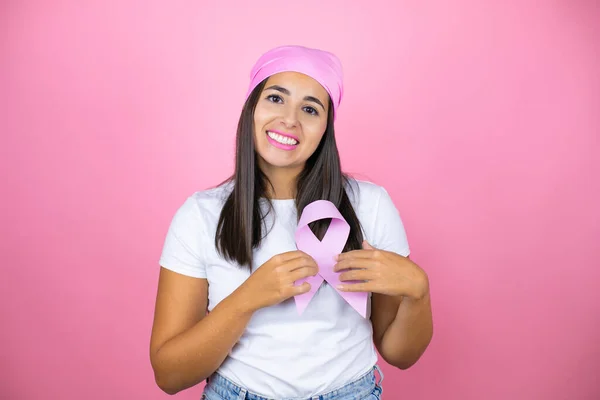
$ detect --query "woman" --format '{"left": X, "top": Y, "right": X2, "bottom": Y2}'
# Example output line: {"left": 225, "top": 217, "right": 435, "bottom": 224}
{"left": 150, "top": 45, "right": 433, "bottom": 400}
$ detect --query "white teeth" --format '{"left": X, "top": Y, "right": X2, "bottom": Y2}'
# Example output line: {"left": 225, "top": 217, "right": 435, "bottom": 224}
{"left": 267, "top": 131, "right": 298, "bottom": 146}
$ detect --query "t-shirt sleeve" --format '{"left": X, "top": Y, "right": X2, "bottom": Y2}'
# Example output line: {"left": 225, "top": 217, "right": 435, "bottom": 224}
{"left": 371, "top": 186, "right": 411, "bottom": 257}
{"left": 158, "top": 196, "right": 208, "bottom": 279}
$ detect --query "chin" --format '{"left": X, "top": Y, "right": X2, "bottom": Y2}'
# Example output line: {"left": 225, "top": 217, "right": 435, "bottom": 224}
{"left": 261, "top": 157, "right": 299, "bottom": 169}
{"left": 256, "top": 151, "right": 300, "bottom": 170}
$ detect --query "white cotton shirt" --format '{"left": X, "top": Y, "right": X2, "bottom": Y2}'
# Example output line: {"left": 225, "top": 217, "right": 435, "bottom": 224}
{"left": 158, "top": 179, "right": 410, "bottom": 398}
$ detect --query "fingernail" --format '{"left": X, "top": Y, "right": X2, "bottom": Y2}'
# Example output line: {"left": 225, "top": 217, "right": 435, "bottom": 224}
{"left": 336, "top": 285, "right": 344, "bottom": 290}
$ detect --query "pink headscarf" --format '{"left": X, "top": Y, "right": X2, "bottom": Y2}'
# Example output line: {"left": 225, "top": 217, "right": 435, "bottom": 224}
{"left": 245, "top": 45, "right": 344, "bottom": 118}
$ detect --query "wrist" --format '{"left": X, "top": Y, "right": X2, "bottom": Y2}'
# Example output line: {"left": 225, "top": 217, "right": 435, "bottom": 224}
{"left": 229, "top": 285, "right": 260, "bottom": 316}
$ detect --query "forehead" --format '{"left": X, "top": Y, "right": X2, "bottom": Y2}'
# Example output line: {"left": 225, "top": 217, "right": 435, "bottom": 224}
{"left": 264, "top": 71, "right": 328, "bottom": 99}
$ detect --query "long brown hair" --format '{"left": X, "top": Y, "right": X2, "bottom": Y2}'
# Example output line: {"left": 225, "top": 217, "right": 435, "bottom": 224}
{"left": 215, "top": 79, "right": 364, "bottom": 269}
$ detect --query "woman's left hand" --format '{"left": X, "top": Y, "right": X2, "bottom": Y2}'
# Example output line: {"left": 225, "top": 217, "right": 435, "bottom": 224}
{"left": 334, "top": 241, "right": 429, "bottom": 300}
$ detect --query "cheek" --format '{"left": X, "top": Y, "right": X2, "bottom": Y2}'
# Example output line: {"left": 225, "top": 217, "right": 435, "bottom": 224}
{"left": 304, "top": 120, "right": 327, "bottom": 145}
{"left": 253, "top": 104, "right": 275, "bottom": 131}
{"left": 303, "top": 133, "right": 326, "bottom": 153}
{"left": 253, "top": 109, "right": 267, "bottom": 137}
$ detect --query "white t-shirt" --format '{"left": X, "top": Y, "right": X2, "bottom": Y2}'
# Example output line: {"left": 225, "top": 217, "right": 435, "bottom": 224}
{"left": 158, "top": 178, "right": 410, "bottom": 398}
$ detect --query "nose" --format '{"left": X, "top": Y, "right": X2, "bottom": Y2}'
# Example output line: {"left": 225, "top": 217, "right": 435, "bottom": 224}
{"left": 280, "top": 104, "right": 299, "bottom": 128}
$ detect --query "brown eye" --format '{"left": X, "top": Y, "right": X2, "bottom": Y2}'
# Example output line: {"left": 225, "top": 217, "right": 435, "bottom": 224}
{"left": 266, "top": 94, "right": 283, "bottom": 103}
{"left": 303, "top": 106, "right": 318, "bottom": 116}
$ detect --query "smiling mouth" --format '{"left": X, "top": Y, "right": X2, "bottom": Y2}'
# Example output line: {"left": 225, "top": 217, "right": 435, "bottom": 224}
{"left": 266, "top": 131, "right": 299, "bottom": 146}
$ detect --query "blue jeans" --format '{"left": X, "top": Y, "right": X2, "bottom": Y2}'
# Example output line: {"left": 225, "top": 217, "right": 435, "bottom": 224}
{"left": 201, "top": 365, "right": 384, "bottom": 400}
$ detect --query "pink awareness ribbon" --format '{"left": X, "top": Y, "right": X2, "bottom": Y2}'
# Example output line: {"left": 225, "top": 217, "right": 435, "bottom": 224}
{"left": 294, "top": 200, "right": 368, "bottom": 318}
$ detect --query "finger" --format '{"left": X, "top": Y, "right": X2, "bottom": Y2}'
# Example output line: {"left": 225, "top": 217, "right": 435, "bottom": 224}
{"left": 333, "top": 258, "right": 380, "bottom": 272}
{"left": 286, "top": 255, "right": 318, "bottom": 272}
{"left": 362, "top": 240, "right": 375, "bottom": 250}
{"left": 336, "top": 249, "right": 378, "bottom": 262}
{"left": 295, "top": 281, "right": 311, "bottom": 294}
{"left": 290, "top": 266, "right": 319, "bottom": 282}
{"left": 338, "top": 269, "right": 373, "bottom": 282}
{"left": 336, "top": 282, "right": 372, "bottom": 292}
{"left": 275, "top": 250, "right": 312, "bottom": 263}
{"left": 286, "top": 281, "right": 311, "bottom": 297}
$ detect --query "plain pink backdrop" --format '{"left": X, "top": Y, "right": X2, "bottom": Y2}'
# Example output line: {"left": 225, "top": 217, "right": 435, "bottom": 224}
{"left": 2, "top": 1, "right": 599, "bottom": 399}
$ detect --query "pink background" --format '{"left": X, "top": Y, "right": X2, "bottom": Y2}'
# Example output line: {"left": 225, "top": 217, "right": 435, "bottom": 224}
{"left": 2, "top": 1, "right": 599, "bottom": 399}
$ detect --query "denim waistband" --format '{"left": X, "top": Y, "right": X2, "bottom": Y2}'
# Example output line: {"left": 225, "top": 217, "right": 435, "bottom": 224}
{"left": 203, "top": 365, "right": 384, "bottom": 400}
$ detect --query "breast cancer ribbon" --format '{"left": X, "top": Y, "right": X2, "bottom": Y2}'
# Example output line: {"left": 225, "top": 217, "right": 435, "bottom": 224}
{"left": 294, "top": 200, "right": 368, "bottom": 318}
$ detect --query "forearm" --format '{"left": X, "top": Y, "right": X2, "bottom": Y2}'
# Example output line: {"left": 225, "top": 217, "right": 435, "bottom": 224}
{"left": 152, "top": 290, "right": 254, "bottom": 394}
{"left": 379, "top": 292, "right": 433, "bottom": 369}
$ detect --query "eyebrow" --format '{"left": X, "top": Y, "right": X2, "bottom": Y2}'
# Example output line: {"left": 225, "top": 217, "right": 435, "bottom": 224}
{"left": 265, "top": 85, "right": 326, "bottom": 111}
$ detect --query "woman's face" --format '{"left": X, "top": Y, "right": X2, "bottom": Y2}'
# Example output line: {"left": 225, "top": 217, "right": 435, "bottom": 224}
{"left": 253, "top": 71, "right": 329, "bottom": 173}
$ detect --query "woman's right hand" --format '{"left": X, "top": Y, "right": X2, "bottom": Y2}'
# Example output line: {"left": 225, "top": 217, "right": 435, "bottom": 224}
{"left": 235, "top": 250, "right": 319, "bottom": 312}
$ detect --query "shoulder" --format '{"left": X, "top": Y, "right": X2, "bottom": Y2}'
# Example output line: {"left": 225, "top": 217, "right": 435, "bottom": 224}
{"left": 345, "top": 177, "right": 410, "bottom": 255}
{"left": 165, "top": 181, "right": 234, "bottom": 234}
{"left": 344, "top": 176, "right": 390, "bottom": 208}
{"left": 344, "top": 176, "right": 404, "bottom": 227}
{"left": 180, "top": 181, "right": 234, "bottom": 215}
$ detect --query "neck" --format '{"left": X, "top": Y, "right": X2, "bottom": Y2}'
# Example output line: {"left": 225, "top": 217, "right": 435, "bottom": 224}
{"left": 259, "top": 162, "right": 303, "bottom": 200}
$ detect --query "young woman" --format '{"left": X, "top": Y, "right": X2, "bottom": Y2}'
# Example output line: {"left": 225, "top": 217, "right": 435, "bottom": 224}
{"left": 150, "top": 45, "right": 433, "bottom": 400}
